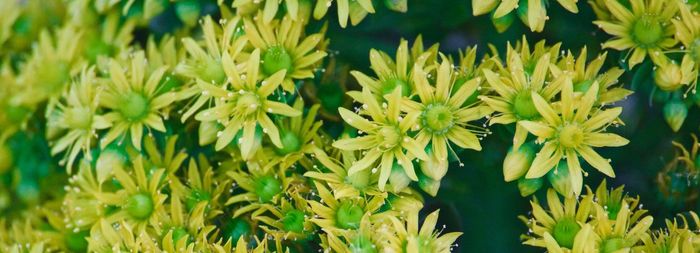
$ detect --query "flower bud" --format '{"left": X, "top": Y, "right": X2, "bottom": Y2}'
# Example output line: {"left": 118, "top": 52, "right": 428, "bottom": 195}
{"left": 491, "top": 11, "right": 515, "bottom": 33}
{"left": 472, "top": 0, "right": 498, "bottom": 15}
{"left": 386, "top": 191, "right": 424, "bottom": 216}
{"left": 384, "top": 0, "right": 408, "bottom": 13}
{"left": 547, "top": 161, "right": 572, "bottom": 196}
{"left": 503, "top": 142, "right": 536, "bottom": 182}
{"left": 418, "top": 172, "right": 441, "bottom": 197}
{"left": 96, "top": 147, "right": 128, "bottom": 184}
{"left": 198, "top": 121, "right": 221, "bottom": 146}
{"left": 389, "top": 163, "right": 412, "bottom": 192}
{"left": 654, "top": 63, "right": 684, "bottom": 91}
{"left": 517, "top": 177, "right": 543, "bottom": 197}
{"left": 420, "top": 149, "right": 449, "bottom": 180}
{"left": 663, "top": 100, "right": 688, "bottom": 132}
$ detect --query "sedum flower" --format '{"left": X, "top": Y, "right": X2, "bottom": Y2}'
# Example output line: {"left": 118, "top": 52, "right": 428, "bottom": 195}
{"left": 402, "top": 59, "right": 492, "bottom": 175}
{"left": 480, "top": 50, "right": 559, "bottom": 150}
{"left": 350, "top": 38, "right": 437, "bottom": 100}
{"left": 194, "top": 48, "right": 301, "bottom": 157}
{"left": 551, "top": 47, "right": 632, "bottom": 105}
{"left": 169, "top": 157, "right": 227, "bottom": 219}
{"left": 100, "top": 51, "right": 177, "bottom": 150}
{"left": 589, "top": 199, "right": 654, "bottom": 252}
{"left": 594, "top": 0, "right": 678, "bottom": 69}
{"left": 472, "top": 0, "right": 579, "bottom": 32}
{"left": 313, "top": 0, "right": 375, "bottom": 28}
{"left": 255, "top": 191, "right": 315, "bottom": 240}
{"left": 266, "top": 98, "right": 323, "bottom": 169}
{"left": 48, "top": 68, "right": 111, "bottom": 171}
{"left": 520, "top": 189, "right": 595, "bottom": 250}
{"left": 653, "top": 55, "right": 695, "bottom": 92}
{"left": 231, "top": 0, "right": 313, "bottom": 23}
{"left": 334, "top": 88, "right": 429, "bottom": 190}
{"left": 323, "top": 213, "right": 385, "bottom": 252}
{"left": 304, "top": 147, "right": 383, "bottom": 196}
{"left": 308, "top": 181, "right": 386, "bottom": 232}
{"left": 225, "top": 160, "right": 294, "bottom": 218}
{"left": 519, "top": 78, "right": 628, "bottom": 196}
{"left": 243, "top": 14, "right": 327, "bottom": 92}
{"left": 671, "top": 1, "right": 700, "bottom": 93}
{"left": 383, "top": 209, "right": 462, "bottom": 253}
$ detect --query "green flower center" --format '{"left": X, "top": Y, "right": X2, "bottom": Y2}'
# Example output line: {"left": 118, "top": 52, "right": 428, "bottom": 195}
{"left": 222, "top": 218, "right": 251, "bottom": 244}
{"left": 167, "top": 226, "right": 191, "bottom": 244}
{"left": 119, "top": 92, "right": 150, "bottom": 121}
{"left": 513, "top": 91, "right": 539, "bottom": 120}
{"left": 65, "top": 107, "right": 93, "bottom": 129}
{"left": 254, "top": 175, "right": 282, "bottom": 203}
{"left": 600, "top": 237, "right": 626, "bottom": 253}
{"left": 282, "top": 209, "right": 306, "bottom": 233}
{"left": 378, "top": 125, "right": 402, "bottom": 150}
{"left": 336, "top": 201, "right": 363, "bottom": 229}
{"left": 422, "top": 103, "right": 454, "bottom": 134}
{"left": 632, "top": 16, "right": 663, "bottom": 47}
{"left": 350, "top": 235, "right": 378, "bottom": 253}
{"left": 558, "top": 124, "right": 584, "bottom": 148}
{"left": 64, "top": 229, "right": 89, "bottom": 253}
{"left": 236, "top": 92, "right": 261, "bottom": 116}
{"left": 185, "top": 189, "right": 211, "bottom": 212}
{"left": 262, "top": 46, "right": 294, "bottom": 76}
{"left": 126, "top": 192, "right": 154, "bottom": 220}
{"left": 275, "top": 130, "right": 302, "bottom": 155}
{"left": 380, "top": 78, "right": 411, "bottom": 97}
{"left": 198, "top": 60, "right": 227, "bottom": 84}
{"left": 552, "top": 217, "right": 581, "bottom": 249}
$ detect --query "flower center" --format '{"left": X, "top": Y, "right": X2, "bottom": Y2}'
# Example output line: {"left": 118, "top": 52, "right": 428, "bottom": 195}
{"left": 422, "top": 103, "right": 454, "bottom": 134}
{"left": 198, "top": 60, "right": 227, "bottom": 84}
{"left": 262, "top": 46, "right": 294, "bottom": 76}
{"left": 600, "top": 237, "right": 626, "bottom": 253}
{"left": 513, "top": 90, "right": 540, "bottom": 120}
{"left": 222, "top": 218, "right": 251, "bottom": 244}
{"left": 632, "top": 15, "right": 663, "bottom": 47}
{"left": 552, "top": 217, "right": 581, "bottom": 249}
{"left": 65, "top": 107, "right": 93, "bottom": 129}
{"left": 380, "top": 78, "right": 411, "bottom": 97}
{"left": 378, "top": 125, "right": 402, "bottom": 150}
{"left": 558, "top": 124, "right": 584, "bottom": 148}
{"left": 275, "top": 130, "right": 302, "bottom": 155}
{"left": 336, "top": 201, "right": 363, "bottom": 229}
{"left": 236, "top": 92, "right": 261, "bottom": 116}
{"left": 282, "top": 209, "right": 306, "bottom": 233}
{"left": 254, "top": 175, "right": 282, "bottom": 203}
{"left": 119, "top": 92, "right": 150, "bottom": 121}
{"left": 126, "top": 192, "right": 154, "bottom": 220}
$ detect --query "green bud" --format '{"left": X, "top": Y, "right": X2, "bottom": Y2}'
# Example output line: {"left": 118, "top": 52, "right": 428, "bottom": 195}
{"left": 503, "top": 142, "right": 536, "bottom": 182}
{"left": 262, "top": 46, "right": 294, "bottom": 76}
{"left": 274, "top": 130, "right": 302, "bottom": 155}
{"left": 336, "top": 201, "right": 363, "bottom": 229}
{"left": 254, "top": 175, "right": 282, "bottom": 203}
{"left": 552, "top": 217, "right": 580, "bottom": 249}
{"left": 663, "top": 100, "right": 687, "bottom": 132}
{"left": 199, "top": 121, "right": 222, "bottom": 146}
{"left": 517, "top": 177, "right": 543, "bottom": 197}
{"left": 389, "top": 162, "right": 411, "bottom": 192}
{"left": 282, "top": 209, "right": 306, "bottom": 233}
{"left": 547, "top": 162, "right": 572, "bottom": 196}
{"left": 420, "top": 145, "right": 448, "bottom": 180}
{"left": 346, "top": 168, "right": 371, "bottom": 190}
{"left": 222, "top": 218, "right": 251, "bottom": 243}
{"left": 513, "top": 91, "right": 540, "bottom": 120}
{"left": 384, "top": 0, "right": 408, "bottom": 13}
{"left": 418, "top": 172, "right": 441, "bottom": 197}
{"left": 654, "top": 63, "right": 684, "bottom": 91}
{"left": 491, "top": 11, "right": 515, "bottom": 33}
{"left": 96, "top": 147, "right": 128, "bottom": 184}
{"left": 126, "top": 193, "right": 154, "bottom": 220}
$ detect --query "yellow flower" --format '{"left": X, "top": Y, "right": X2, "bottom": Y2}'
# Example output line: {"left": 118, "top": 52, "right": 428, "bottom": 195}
{"left": 194, "top": 48, "right": 301, "bottom": 157}
{"left": 178, "top": 16, "right": 248, "bottom": 121}
{"left": 323, "top": 213, "right": 385, "bottom": 252}
{"left": 520, "top": 189, "right": 595, "bottom": 250}
{"left": 254, "top": 191, "right": 315, "bottom": 240}
{"left": 519, "top": 78, "right": 628, "bottom": 196}
{"left": 594, "top": 0, "right": 678, "bottom": 68}
{"left": 266, "top": 98, "right": 323, "bottom": 169}
{"left": 334, "top": 88, "right": 429, "bottom": 190}
{"left": 480, "top": 49, "right": 559, "bottom": 150}
{"left": 589, "top": 200, "right": 653, "bottom": 252}
{"left": 304, "top": 146, "right": 383, "bottom": 196}
{"left": 48, "top": 67, "right": 111, "bottom": 171}
{"left": 401, "top": 58, "right": 492, "bottom": 176}
{"left": 671, "top": 1, "right": 700, "bottom": 92}
{"left": 169, "top": 156, "right": 227, "bottom": 219}
{"left": 308, "top": 181, "right": 386, "bottom": 232}
{"left": 472, "top": 0, "right": 579, "bottom": 32}
{"left": 313, "top": 0, "right": 376, "bottom": 28}
{"left": 100, "top": 51, "right": 177, "bottom": 150}
{"left": 350, "top": 38, "right": 437, "bottom": 100}
{"left": 551, "top": 47, "right": 633, "bottom": 105}
{"left": 225, "top": 160, "right": 294, "bottom": 218}
{"left": 243, "top": 14, "right": 327, "bottom": 92}
{"left": 384, "top": 209, "right": 462, "bottom": 253}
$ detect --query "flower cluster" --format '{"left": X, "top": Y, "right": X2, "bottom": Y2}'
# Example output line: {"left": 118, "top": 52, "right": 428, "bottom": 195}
{"left": 520, "top": 181, "right": 700, "bottom": 252}
{"left": 593, "top": 0, "right": 700, "bottom": 131}
{"left": 0, "top": 0, "right": 466, "bottom": 252}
